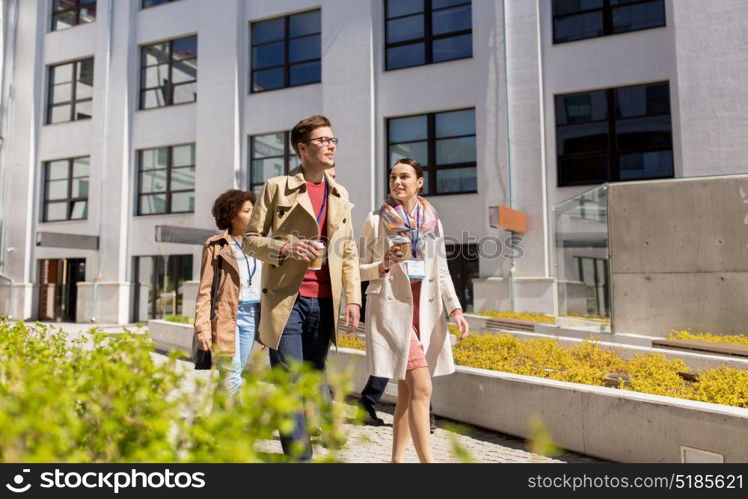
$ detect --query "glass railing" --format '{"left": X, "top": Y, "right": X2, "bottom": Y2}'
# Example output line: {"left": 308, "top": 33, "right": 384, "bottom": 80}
{"left": 554, "top": 184, "right": 610, "bottom": 321}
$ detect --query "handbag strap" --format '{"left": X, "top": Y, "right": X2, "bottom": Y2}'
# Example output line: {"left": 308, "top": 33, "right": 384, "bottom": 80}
{"left": 209, "top": 241, "right": 226, "bottom": 320}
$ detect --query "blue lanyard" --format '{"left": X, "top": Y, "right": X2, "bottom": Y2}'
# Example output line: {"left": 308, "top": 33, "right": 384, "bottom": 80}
{"left": 231, "top": 236, "right": 257, "bottom": 286}
{"left": 315, "top": 177, "right": 328, "bottom": 226}
{"left": 402, "top": 203, "right": 420, "bottom": 258}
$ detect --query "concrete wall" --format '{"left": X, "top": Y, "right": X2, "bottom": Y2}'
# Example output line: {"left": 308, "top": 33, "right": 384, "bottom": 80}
{"left": 609, "top": 175, "right": 748, "bottom": 336}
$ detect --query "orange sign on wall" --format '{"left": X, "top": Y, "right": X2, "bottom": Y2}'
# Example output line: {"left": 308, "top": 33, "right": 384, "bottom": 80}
{"left": 490, "top": 206, "right": 527, "bottom": 233}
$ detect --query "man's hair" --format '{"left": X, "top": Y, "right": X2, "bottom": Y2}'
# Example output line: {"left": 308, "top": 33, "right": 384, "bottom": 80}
{"left": 211, "top": 189, "right": 256, "bottom": 230}
{"left": 290, "top": 115, "right": 331, "bottom": 156}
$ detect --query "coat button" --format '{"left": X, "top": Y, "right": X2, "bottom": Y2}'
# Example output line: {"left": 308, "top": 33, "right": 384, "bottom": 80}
{"left": 429, "top": 277, "right": 435, "bottom": 282}
{"left": 343, "top": 218, "right": 346, "bottom": 223}
{"left": 262, "top": 288, "right": 268, "bottom": 294}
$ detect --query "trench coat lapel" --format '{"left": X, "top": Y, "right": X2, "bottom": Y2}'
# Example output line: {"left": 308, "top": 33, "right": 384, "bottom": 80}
{"left": 287, "top": 167, "right": 317, "bottom": 224}
{"left": 217, "top": 232, "right": 240, "bottom": 275}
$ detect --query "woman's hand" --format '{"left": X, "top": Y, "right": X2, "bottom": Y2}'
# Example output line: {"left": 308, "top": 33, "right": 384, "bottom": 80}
{"left": 383, "top": 245, "right": 405, "bottom": 270}
{"left": 451, "top": 309, "right": 470, "bottom": 340}
{"left": 197, "top": 337, "right": 212, "bottom": 352}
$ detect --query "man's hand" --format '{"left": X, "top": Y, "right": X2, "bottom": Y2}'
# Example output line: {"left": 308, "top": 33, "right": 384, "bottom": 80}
{"left": 280, "top": 239, "right": 319, "bottom": 262}
{"left": 197, "top": 337, "right": 212, "bottom": 352}
{"left": 343, "top": 303, "right": 361, "bottom": 333}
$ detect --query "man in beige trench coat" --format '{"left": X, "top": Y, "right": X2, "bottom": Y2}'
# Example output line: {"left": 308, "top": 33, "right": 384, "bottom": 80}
{"left": 243, "top": 115, "right": 361, "bottom": 460}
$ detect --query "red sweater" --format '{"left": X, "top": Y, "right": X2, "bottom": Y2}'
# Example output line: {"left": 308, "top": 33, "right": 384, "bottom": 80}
{"left": 299, "top": 180, "right": 332, "bottom": 298}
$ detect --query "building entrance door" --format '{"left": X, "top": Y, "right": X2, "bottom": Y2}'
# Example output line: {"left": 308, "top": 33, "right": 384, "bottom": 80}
{"left": 38, "top": 258, "right": 86, "bottom": 322}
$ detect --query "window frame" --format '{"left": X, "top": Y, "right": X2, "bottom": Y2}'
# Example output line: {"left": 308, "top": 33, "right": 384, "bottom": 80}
{"left": 384, "top": 0, "right": 473, "bottom": 72}
{"left": 139, "top": 35, "right": 198, "bottom": 110}
{"left": 50, "top": 0, "right": 97, "bottom": 32}
{"left": 250, "top": 9, "right": 322, "bottom": 94}
{"left": 136, "top": 144, "right": 196, "bottom": 216}
{"left": 141, "top": 0, "right": 181, "bottom": 9}
{"left": 386, "top": 107, "right": 477, "bottom": 196}
{"left": 46, "top": 57, "right": 94, "bottom": 125}
{"left": 552, "top": 0, "right": 666, "bottom": 45}
{"left": 248, "top": 131, "right": 300, "bottom": 193}
{"left": 555, "top": 81, "right": 674, "bottom": 187}
{"left": 42, "top": 156, "right": 90, "bottom": 222}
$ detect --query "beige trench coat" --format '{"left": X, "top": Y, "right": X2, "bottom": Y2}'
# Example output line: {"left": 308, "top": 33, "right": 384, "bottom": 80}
{"left": 194, "top": 231, "right": 248, "bottom": 356}
{"left": 359, "top": 212, "right": 462, "bottom": 380}
{"left": 243, "top": 167, "right": 361, "bottom": 350}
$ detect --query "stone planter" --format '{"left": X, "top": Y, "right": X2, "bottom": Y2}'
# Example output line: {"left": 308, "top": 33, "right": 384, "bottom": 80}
{"left": 328, "top": 348, "right": 748, "bottom": 463}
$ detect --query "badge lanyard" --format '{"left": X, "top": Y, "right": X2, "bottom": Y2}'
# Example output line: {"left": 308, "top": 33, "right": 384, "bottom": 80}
{"left": 232, "top": 236, "right": 257, "bottom": 287}
{"left": 315, "top": 177, "right": 328, "bottom": 232}
{"left": 402, "top": 203, "right": 421, "bottom": 259}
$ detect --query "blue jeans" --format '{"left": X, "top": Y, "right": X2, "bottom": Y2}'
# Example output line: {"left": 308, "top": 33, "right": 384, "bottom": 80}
{"left": 217, "top": 302, "right": 258, "bottom": 396}
{"left": 269, "top": 296, "right": 333, "bottom": 461}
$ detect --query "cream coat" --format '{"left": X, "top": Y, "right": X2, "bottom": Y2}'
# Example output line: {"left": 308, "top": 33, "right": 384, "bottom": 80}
{"left": 359, "top": 212, "right": 462, "bottom": 380}
{"left": 243, "top": 167, "right": 361, "bottom": 350}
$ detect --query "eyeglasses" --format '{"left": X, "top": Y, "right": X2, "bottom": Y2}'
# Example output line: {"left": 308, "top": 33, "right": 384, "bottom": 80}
{"left": 302, "top": 137, "right": 339, "bottom": 147}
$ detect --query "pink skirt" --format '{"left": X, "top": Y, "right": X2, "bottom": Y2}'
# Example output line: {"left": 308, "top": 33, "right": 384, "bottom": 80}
{"left": 406, "top": 280, "right": 428, "bottom": 371}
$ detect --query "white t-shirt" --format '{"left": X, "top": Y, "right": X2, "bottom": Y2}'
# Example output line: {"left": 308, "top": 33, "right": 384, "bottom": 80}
{"left": 230, "top": 239, "right": 262, "bottom": 304}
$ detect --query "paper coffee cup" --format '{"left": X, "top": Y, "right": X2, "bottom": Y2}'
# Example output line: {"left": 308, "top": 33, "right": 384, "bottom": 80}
{"left": 309, "top": 241, "right": 325, "bottom": 270}
{"left": 391, "top": 235, "right": 410, "bottom": 261}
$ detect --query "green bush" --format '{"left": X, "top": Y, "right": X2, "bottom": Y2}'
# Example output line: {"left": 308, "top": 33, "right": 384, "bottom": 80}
{"left": 0, "top": 320, "right": 354, "bottom": 462}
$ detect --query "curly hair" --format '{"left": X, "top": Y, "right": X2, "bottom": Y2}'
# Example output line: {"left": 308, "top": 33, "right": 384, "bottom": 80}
{"left": 211, "top": 189, "right": 256, "bottom": 230}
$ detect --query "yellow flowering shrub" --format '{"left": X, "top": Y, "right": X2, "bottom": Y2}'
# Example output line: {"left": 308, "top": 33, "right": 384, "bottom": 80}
{"left": 336, "top": 335, "right": 365, "bottom": 351}
{"left": 339, "top": 327, "right": 748, "bottom": 408}
{"left": 479, "top": 310, "right": 556, "bottom": 324}
{"left": 456, "top": 333, "right": 748, "bottom": 408}
{"left": 621, "top": 353, "right": 690, "bottom": 399}
{"left": 691, "top": 366, "right": 748, "bottom": 407}
{"left": 668, "top": 330, "right": 748, "bottom": 346}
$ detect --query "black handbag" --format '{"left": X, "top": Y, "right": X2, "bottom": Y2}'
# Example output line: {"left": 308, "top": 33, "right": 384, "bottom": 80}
{"left": 193, "top": 247, "right": 223, "bottom": 370}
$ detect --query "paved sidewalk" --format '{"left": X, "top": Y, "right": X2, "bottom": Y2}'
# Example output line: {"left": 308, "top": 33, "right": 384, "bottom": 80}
{"left": 255, "top": 402, "right": 603, "bottom": 463}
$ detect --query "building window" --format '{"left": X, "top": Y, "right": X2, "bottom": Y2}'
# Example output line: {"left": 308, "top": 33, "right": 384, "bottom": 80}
{"left": 552, "top": 0, "right": 666, "bottom": 44}
{"left": 555, "top": 82, "right": 672, "bottom": 186}
{"left": 142, "top": 0, "right": 181, "bottom": 8}
{"left": 140, "top": 36, "right": 197, "bottom": 109}
{"left": 132, "top": 255, "right": 193, "bottom": 322}
{"left": 43, "top": 156, "right": 90, "bottom": 222}
{"left": 250, "top": 10, "right": 321, "bottom": 93}
{"left": 137, "top": 144, "right": 195, "bottom": 215}
{"left": 385, "top": 0, "right": 472, "bottom": 71}
{"left": 249, "top": 132, "right": 300, "bottom": 194}
{"left": 387, "top": 108, "right": 477, "bottom": 195}
{"left": 46, "top": 58, "right": 94, "bottom": 124}
{"left": 51, "top": 0, "right": 97, "bottom": 31}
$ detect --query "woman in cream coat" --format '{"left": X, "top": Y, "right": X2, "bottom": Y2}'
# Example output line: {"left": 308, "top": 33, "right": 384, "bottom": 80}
{"left": 359, "top": 158, "right": 469, "bottom": 463}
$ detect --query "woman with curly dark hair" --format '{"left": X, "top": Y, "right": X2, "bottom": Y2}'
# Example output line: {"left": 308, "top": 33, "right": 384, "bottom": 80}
{"left": 194, "top": 189, "right": 260, "bottom": 394}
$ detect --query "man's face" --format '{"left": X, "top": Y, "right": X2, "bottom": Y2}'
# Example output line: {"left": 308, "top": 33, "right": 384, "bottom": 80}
{"left": 298, "top": 126, "right": 336, "bottom": 168}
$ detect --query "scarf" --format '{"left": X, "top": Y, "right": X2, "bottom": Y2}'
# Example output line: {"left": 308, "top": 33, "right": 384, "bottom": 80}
{"left": 378, "top": 195, "right": 440, "bottom": 258}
